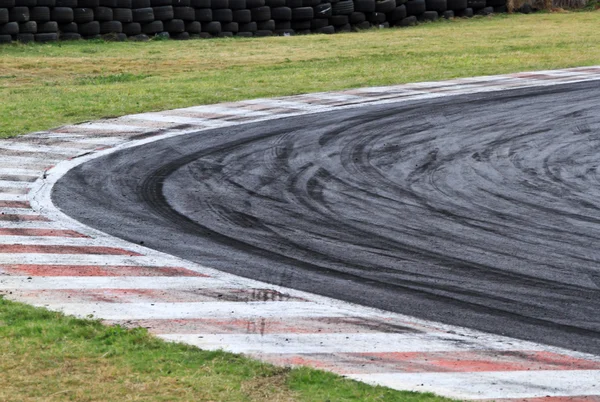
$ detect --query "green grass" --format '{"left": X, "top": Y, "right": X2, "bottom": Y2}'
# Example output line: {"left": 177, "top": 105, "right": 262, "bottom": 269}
{"left": 0, "top": 297, "right": 453, "bottom": 401}
{"left": 1, "top": 11, "right": 600, "bottom": 138}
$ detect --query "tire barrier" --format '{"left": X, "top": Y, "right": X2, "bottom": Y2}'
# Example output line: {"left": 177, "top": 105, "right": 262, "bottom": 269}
{"left": 0, "top": 0, "right": 507, "bottom": 43}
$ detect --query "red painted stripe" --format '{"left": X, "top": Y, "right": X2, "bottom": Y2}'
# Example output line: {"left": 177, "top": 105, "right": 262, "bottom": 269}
{"left": 0, "top": 214, "right": 50, "bottom": 222}
{"left": 0, "top": 245, "right": 141, "bottom": 255}
{"left": 0, "top": 228, "right": 88, "bottom": 238}
{"left": 104, "top": 316, "right": 425, "bottom": 335}
{"left": 12, "top": 288, "right": 305, "bottom": 304}
{"left": 255, "top": 351, "right": 600, "bottom": 375}
{"left": 0, "top": 264, "right": 208, "bottom": 277}
{"left": 0, "top": 201, "right": 30, "bottom": 208}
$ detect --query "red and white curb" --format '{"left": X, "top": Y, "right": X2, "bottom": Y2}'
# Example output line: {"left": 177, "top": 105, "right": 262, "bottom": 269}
{"left": 2, "top": 67, "right": 600, "bottom": 400}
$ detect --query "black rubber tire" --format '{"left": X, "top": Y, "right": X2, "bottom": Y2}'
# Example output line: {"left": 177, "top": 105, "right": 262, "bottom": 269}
{"left": 238, "top": 20, "right": 256, "bottom": 31}
{"left": 130, "top": 32, "right": 149, "bottom": 39}
{"left": 291, "top": 6, "right": 312, "bottom": 20}
{"left": 256, "top": 18, "right": 274, "bottom": 29}
{"left": 52, "top": 7, "right": 74, "bottom": 23}
{"left": 425, "top": 0, "right": 445, "bottom": 12}
{"left": 290, "top": 19, "right": 309, "bottom": 28}
{"left": 0, "top": 33, "right": 10, "bottom": 42}
{"left": 229, "top": 0, "right": 246, "bottom": 8}
{"left": 164, "top": 18, "right": 184, "bottom": 31}
{"left": 0, "top": 21, "right": 18, "bottom": 34}
{"left": 316, "top": 24, "right": 334, "bottom": 33}
{"left": 329, "top": 13, "right": 347, "bottom": 24}
{"left": 309, "top": 17, "right": 327, "bottom": 28}
{"left": 173, "top": 0, "right": 190, "bottom": 5}
{"left": 141, "top": 19, "right": 163, "bottom": 32}
{"left": 398, "top": 14, "right": 416, "bottom": 24}
{"left": 493, "top": 4, "right": 506, "bottom": 12}
{"left": 213, "top": 8, "right": 232, "bottom": 21}
{"left": 266, "top": 0, "right": 284, "bottom": 6}
{"left": 150, "top": 0, "right": 170, "bottom": 5}
{"left": 332, "top": 0, "right": 353, "bottom": 14}
{"left": 16, "top": 32, "right": 34, "bottom": 42}
{"left": 78, "top": 0, "right": 99, "bottom": 6}
{"left": 14, "top": 0, "right": 35, "bottom": 6}
{"left": 185, "top": 20, "right": 201, "bottom": 31}
{"left": 190, "top": 0, "right": 210, "bottom": 7}
{"left": 349, "top": 10, "right": 365, "bottom": 22}
{"left": 173, "top": 5, "right": 195, "bottom": 18}
{"left": 201, "top": 20, "right": 220, "bottom": 33}
{"left": 132, "top": 7, "right": 154, "bottom": 21}
{"left": 274, "top": 19, "right": 289, "bottom": 28}
{"left": 301, "top": 0, "right": 319, "bottom": 5}
{"left": 30, "top": 7, "right": 50, "bottom": 21}
{"left": 117, "top": 0, "right": 133, "bottom": 6}
{"left": 56, "top": 0, "right": 77, "bottom": 6}
{"left": 232, "top": 8, "right": 249, "bottom": 21}
{"left": 122, "top": 21, "right": 141, "bottom": 34}
{"left": 274, "top": 27, "right": 293, "bottom": 34}
{"left": 73, "top": 8, "right": 94, "bottom": 23}
{"left": 477, "top": 5, "right": 492, "bottom": 12}
{"left": 0, "top": 0, "right": 14, "bottom": 7}
{"left": 442, "top": 9, "right": 453, "bottom": 17}
{"left": 446, "top": 0, "right": 466, "bottom": 8}
{"left": 37, "top": 20, "right": 57, "bottom": 32}
{"left": 419, "top": 9, "right": 437, "bottom": 19}
{"left": 313, "top": 2, "right": 332, "bottom": 17}
{"left": 113, "top": 8, "right": 133, "bottom": 22}
{"left": 251, "top": 6, "right": 270, "bottom": 20}
{"left": 211, "top": 0, "right": 228, "bottom": 7}
{"left": 0, "top": 8, "right": 7, "bottom": 24}
{"left": 235, "top": 30, "right": 252, "bottom": 36}
{"left": 171, "top": 30, "right": 188, "bottom": 38}
{"left": 59, "top": 21, "right": 78, "bottom": 32}
{"left": 387, "top": 4, "right": 405, "bottom": 20}
{"left": 246, "top": 0, "right": 264, "bottom": 6}
{"left": 367, "top": 10, "right": 385, "bottom": 22}
{"left": 34, "top": 31, "right": 57, "bottom": 41}
{"left": 10, "top": 7, "right": 29, "bottom": 22}
{"left": 353, "top": 19, "right": 370, "bottom": 28}
{"left": 285, "top": 0, "right": 301, "bottom": 6}
{"left": 19, "top": 21, "right": 36, "bottom": 33}
{"left": 375, "top": 0, "right": 395, "bottom": 12}
{"left": 254, "top": 28, "right": 272, "bottom": 35}
{"left": 466, "top": 0, "right": 484, "bottom": 8}
{"left": 132, "top": 0, "right": 151, "bottom": 6}
{"left": 221, "top": 20, "right": 237, "bottom": 31}
{"left": 100, "top": 20, "right": 122, "bottom": 33}
{"left": 94, "top": 6, "right": 114, "bottom": 20}
{"left": 195, "top": 8, "right": 212, "bottom": 21}
{"left": 153, "top": 5, "right": 174, "bottom": 19}
{"left": 405, "top": 0, "right": 425, "bottom": 14}
{"left": 100, "top": 0, "right": 118, "bottom": 6}
{"left": 271, "top": 5, "right": 291, "bottom": 19}
{"left": 485, "top": 0, "right": 503, "bottom": 5}
{"left": 354, "top": 0, "right": 374, "bottom": 11}
{"left": 59, "top": 31, "right": 81, "bottom": 39}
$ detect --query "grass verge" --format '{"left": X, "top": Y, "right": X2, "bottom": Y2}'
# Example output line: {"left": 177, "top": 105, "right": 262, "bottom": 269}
{"left": 1, "top": 11, "right": 600, "bottom": 138}
{"left": 0, "top": 297, "right": 452, "bottom": 401}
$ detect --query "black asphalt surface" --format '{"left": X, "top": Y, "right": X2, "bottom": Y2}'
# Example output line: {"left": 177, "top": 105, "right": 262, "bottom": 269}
{"left": 53, "top": 81, "right": 600, "bottom": 355}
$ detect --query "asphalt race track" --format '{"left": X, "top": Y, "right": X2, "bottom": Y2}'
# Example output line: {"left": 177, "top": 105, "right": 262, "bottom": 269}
{"left": 53, "top": 81, "right": 600, "bottom": 355}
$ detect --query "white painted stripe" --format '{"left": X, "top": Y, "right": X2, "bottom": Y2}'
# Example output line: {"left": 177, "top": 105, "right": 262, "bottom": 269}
{"left": 0, "top": 168, "right": 41, "bottom": 177}
{"left": 0, "top": 221, "right": 66, "bottom": 229}
{"left": 126, "top": 113, "right": 234, "bottom": 128}
{"left": 159, "top": 333, "right": 547, "bottom": 355}
{"left": 74, "top": 123, "right": 147, "bottom": 132}
{"left": 0, "top": 276, "right": 230, "bottom": 290}
{"left": 0, "top": 208, "right": 35, "bottom": 214}
{"left": 242, "top": 99, "right": 330, "bottom": 112}
{"left": 347, "top": 370, "right": 600, "bottom": 399}
{"left": 0, "top": 156, "right": 59, "bottom": 168}
{"left": 35, "top": 301, "right": 346, "bottom": 320}
{"left": 0, "top": 180, "right": 33, "bottom": 188}
{"left": 0, "top": 254, "right": 178, "bottom": 266}
{"left": 0, "top": 194, "right": 28, "bottom": 201}
{"left": 182, "top": 105, "right": 272, "bottom": 117}
{"left": 0, "top": 142, "right": 82, "bottom": 156}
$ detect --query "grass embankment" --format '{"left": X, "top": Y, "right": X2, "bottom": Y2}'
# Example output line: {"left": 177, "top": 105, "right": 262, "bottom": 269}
{"left": 1, "top": 11, "right": 600, "bottom": 138}
{"left": 0, "top": 298, "right": 451, "bottom": 401}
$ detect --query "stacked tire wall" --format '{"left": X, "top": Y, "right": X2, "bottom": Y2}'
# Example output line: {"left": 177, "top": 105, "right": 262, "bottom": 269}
{"left": 0, "top": 0, "right": 506, "bottom": 43}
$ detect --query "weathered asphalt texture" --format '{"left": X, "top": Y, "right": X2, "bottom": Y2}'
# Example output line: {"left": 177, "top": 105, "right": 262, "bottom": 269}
{"left": 53, "top": 82, "right": 600, "bottom": 355}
